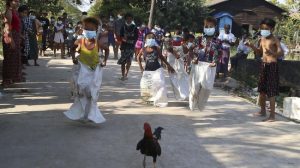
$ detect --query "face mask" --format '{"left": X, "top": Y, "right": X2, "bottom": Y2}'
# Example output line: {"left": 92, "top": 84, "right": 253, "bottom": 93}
{"left": 187, "top": 42, "right": 193, "bottom": 48}
{"left": 117, "top": 15, "right": 122, "bottom": 19}
{"left": 125, "top": 21, "right": 133, "bottom": 26}
{"left": 260, "top": 30, "right": 271, "bottom": 37}
{"left": 204, "top": 28, "right": 215, "bottom": 36}
{"left": 57, "top": 21, "right": 62, "bottom": 24}
{"left": 145, "top": 39, "right": 158, "bottom": 47}
{"left": 30, "top": 15, "right": 36, "bottom": 20}
{"left": 83, "top": 30, "right": 97, "bottom": 39}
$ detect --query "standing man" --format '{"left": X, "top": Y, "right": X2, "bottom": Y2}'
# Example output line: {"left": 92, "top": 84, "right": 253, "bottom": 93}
{"left": 114, "top": 12, "right": 125, "bottom": 59}
{"left": 117, "top": 13, "right": 138, "bottom": 81}
{"left": 38, "top": 10, "right": 49, "bottom": 56}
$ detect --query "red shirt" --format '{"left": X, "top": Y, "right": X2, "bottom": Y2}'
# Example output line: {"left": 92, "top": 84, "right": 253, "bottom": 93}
{"left": 11, "top": 10, "right": 20, "bottom": 32}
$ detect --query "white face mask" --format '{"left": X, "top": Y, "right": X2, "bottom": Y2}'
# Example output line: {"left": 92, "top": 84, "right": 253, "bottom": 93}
{"left": 145, "top": 39, "right": 158, "bottom": 47}
{"left": 260, "top": 30, "right": 271, "bottom": 37}
{"left": 30, "top": 15, "right": 36, "bottom": 20}
{"left": 125, "top": 21, "right": 133, "bottom": 26}
{"left": 83, "top": 30, "right": 97, "bottom": 39}
{"left": 204, "top": 27, "right": 215, "bottom": 36}
{"left": 57, "top": 21, "right": 62, "bottom": 24}
{"left": 117, "top": 15, "right": 122, "bottom": 19}
{"left": 187, "top": 42, "right": 193, "bottom": 48}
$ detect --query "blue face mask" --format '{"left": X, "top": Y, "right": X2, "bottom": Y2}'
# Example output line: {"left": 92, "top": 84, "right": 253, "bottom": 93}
{"left": 144, "top": 39, "right": 158, "bottom": 47}
{"left": 83, "top": 30, "right": 97, "bottom": 39}
{"left": 260, "top": 30, "right": 271, "bottom": 37}
{"left": 204, "top": 27, "right": 215, "bottom": 36}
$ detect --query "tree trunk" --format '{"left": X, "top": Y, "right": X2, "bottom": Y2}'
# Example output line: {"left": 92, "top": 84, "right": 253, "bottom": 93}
{"left": 148, "top": 0, "right": 155, "bottom": 29}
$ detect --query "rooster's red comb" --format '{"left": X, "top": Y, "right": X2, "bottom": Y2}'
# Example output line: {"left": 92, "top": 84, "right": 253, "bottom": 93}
{"left": 144, "top": 122, "right": 151, "bottom": 130}
{"left": 143, "top": 122, "right": 153, "bottom": 138}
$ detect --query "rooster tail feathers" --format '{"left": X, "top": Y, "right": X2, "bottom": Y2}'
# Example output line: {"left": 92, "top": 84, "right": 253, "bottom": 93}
{"left": 153, "top": 127, "right": 164, "bottom": 140}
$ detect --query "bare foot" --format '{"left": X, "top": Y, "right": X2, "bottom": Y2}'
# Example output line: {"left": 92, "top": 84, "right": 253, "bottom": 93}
{"left": 253, "top": 112, "right": 266, "bottom": 117}
{"left": 262, "top": 117, "right": 276, "bottom": 122}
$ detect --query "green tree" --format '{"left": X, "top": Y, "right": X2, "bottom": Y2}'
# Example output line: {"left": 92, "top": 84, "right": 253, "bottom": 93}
{"left": 89, "top": 0, "right": 208, "bottom": 31}
{"left": 154, "top": 0, "right": 208, "bottom": 31}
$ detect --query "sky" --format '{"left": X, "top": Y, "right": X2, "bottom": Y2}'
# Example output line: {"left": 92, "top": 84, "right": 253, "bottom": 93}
{"left": 278, "top": 0, "right": 286, "bottom": 3}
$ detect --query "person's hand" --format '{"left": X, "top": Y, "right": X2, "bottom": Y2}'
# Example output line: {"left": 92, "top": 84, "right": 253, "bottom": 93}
{"left": 168, "top": 66, "right": 176, "bottom": 73}
{"left": 244, "top": 40, "right": 251, "bottom": 47}
{"left": 209, "top": 62, "right": 216, "bottom": 67}
{"left": 265, "top": 49, "right": 275, "bottom": 56}
{"left": 192, "top": 59, "right": 198, "bottom": 64}
{"left": 10, "top": 40, "right": 15, "bottom": 49}
{"left": 100, "top": 61, "right": 106, "bottom": 67}
{"left": 72, "top": 58, "right": 78, "bottom": 65}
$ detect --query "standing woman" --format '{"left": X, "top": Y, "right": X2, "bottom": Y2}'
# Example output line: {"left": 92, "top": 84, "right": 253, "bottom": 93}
{"left": 2, "top": 0, "right": 22, "bottom": 87}
{"left": 53, "top": 17, "right": 65, "bottom": 58}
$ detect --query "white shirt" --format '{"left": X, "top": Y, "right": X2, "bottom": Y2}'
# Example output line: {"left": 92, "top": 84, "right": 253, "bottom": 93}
{"left": 237, "top": 39, "right": 251, "bottom": 55}
{"left": 280, "top": 42, "right": 289, "bottom": 57}
{"left": 218, "top": 32, "right": 236, "bottom": 48}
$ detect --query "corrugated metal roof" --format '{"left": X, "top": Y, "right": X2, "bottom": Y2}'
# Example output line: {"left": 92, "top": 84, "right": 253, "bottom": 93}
{"left": 205, "top": 0, "right": 286, "bottom": 12}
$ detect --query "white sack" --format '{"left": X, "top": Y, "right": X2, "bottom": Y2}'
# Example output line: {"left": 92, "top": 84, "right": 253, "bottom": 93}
{"left": 169, "top": 58, "right": 189, "bottom": 100}
{"left": 64, "top": 62, "right": 106, "bottom": 123}
{"left": 140, "top": 68, "right": 168, "bottom": 107}
{"left": 189, "top": 62, "right": 216, "bottom": 111}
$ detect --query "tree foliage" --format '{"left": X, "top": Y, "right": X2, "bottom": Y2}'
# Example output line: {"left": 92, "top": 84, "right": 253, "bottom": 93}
{"left": 89, "top": 0, "right": 208, "bottom": 31}
{"left": 275, "top": 17, "right": 300, "bottom": 46}
{"left": 154, "top": 0, "right": 208, "bottom": 32}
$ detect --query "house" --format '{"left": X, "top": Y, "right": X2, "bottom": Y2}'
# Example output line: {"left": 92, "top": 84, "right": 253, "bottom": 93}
{"left": 206, "top": 0, "right": 286, "bottom": 36}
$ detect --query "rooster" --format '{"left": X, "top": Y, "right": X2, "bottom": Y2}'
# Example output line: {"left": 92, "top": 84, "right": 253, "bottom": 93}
{"left": 136, "top": 123, "right": 164, "bottom": 168}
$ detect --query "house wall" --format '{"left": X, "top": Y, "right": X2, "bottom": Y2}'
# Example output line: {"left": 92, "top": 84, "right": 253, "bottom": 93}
{"left": 210, "top": 0, "right": 284, "bottom": 36}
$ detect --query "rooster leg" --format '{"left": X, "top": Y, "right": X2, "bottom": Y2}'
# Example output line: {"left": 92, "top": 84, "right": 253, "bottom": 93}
{"left": 143, "top": 155, "right": 146, "bottom": 168}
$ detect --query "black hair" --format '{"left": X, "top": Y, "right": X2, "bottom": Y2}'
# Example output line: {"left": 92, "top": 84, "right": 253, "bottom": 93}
{"left": 145, "top": 32, "right": 156, "bottom": 40}
{"left": 124, "top": 13, "right": 133, "bottom": 19}
{"left": 82, "top": 11, "right": 88, "bottom": 15}
{"left": 6, "top": 0, "right": 12, "bottom": 7}
{"left": 188, "top": 34, "right": 195, "bottom": 39}
{"left": 183, "top": 27, "right": 189, "bottom": 33}
{"left": 260, "top": 18, "right": 276, "bottom": 28}
{"left": 83, "top": 17, "right": 99, "bottom": 27}
{"left": 29, "top": 10, "right": 36, "bottom": 15}
{"left": 18, "top": 5, "right": 29, "bottom": 13}
{"left": 63, "top": 12, "right": 68, "bottom": 15}
{"left": 224, "top": 24, "right": 231, "bottom": 28}
{"left": 204, "top": 16, "right": 217, "bottom": 26}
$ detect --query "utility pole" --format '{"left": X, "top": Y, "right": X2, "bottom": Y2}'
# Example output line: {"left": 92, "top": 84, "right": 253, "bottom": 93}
{"left": 148, "top": 0, "right": 155, "bottom": 29}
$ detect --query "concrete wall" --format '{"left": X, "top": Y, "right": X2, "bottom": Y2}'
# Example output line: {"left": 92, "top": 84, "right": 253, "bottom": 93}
{"left": 232, "top": 59, "right": 300, "bottom": 89}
